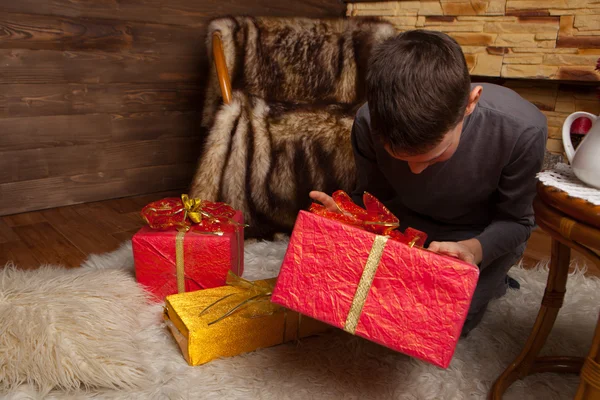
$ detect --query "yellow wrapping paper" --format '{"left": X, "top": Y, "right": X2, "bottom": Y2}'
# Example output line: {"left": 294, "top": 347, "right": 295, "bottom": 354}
{"left": 163, "top": 278, "right": 329, "bottom": 366}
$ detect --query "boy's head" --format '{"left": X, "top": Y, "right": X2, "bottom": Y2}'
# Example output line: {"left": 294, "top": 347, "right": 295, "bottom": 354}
{"left": 366, "top": 30, "right": 482, "bottom": 174}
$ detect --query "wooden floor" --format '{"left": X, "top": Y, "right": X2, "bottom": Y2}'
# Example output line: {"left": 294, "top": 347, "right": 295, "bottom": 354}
{"left": 0, "top": 193, "right": 598, "bottom": 276}
{"left": 0, "top": 191, "right": 179, "bottom": 269}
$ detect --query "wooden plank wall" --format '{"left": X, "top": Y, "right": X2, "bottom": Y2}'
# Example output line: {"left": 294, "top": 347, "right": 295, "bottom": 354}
{"left": 0, "top": 0, "right": 346, "bottom": 216}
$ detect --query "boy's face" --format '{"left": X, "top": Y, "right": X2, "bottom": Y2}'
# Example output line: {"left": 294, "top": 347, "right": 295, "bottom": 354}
{"left": 385, "top": 122, "right": 463, "bottom": 174}
{"left": 385, "top": 86, "right": 482, "bottom": 174}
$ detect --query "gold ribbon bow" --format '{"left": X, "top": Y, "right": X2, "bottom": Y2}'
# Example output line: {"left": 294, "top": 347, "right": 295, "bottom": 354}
{"left": 198, "top": 272, "right": 301, "bottom": 342}
{"left": 178, "top": 194, "right": 245, "bottom": 231}
{"left": 181, "top": 194, "right": 204, "bottom": 224}
{"left": 199, "top": 272, "right": 279, "bottom": 325}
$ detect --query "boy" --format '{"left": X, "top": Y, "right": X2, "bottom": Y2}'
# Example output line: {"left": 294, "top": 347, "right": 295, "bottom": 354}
{"left": 310, "top": 30, "right": 547, "bottom": 336}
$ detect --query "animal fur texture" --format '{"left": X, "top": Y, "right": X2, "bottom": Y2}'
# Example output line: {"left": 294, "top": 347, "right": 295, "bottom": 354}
{"left": 1, "top": 242, "right": 598, "bottom": 399}
{"left": 0, "top": 260, "right": 159, "bottom": 394}
{"left": 191, "top": 17, "right": 395, "bottom": 238}
{"left": 191, "top": 92, "right": 357, "bottom": 237}
{"left": 201, "top": 17, "right": 396, "bottom": 129}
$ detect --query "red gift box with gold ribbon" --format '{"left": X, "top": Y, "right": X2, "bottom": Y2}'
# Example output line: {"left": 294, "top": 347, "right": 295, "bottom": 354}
{"left": 270, "top": 191, "right": 479, "bottom": 368}
{"left": 132, "top": 194, "right": 244, "bottom": 300}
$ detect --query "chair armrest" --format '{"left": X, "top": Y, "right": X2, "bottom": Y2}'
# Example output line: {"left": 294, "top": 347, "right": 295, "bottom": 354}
{"left": 212, "top": 31, "right": 232, "bottom": 105}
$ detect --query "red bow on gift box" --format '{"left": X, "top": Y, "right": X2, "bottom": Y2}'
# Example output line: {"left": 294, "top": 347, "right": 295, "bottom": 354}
{"left": 141, "top": 194, "right": 242, "bottom": 232}
{"left": 309, "top": 190, "right": 427, "bottom": 247}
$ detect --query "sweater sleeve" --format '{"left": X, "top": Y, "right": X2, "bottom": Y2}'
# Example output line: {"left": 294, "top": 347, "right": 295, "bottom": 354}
{"left": 475, "top": 126, "right": 547, "bottom": 269}
{"left": 350, "top": 111, "right": 395, "bottom": 208}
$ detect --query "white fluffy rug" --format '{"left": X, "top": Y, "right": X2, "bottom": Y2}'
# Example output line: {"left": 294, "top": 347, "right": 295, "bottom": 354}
{"left": 2, "top": 240, "right": 598, "bottom": 400}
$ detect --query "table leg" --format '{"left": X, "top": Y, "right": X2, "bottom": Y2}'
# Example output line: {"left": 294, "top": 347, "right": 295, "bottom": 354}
{"left": 490, "top": 238, "right": 572, "bottom": 399}
{"left": 575, "top": 315, "right": 600, "bottom": 400}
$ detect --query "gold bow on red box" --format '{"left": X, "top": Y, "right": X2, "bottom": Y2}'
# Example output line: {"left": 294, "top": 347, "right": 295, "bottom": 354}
{"left": 139, "top": 194, "right": 245, "bottom": 294}
{"left": 309, "top": 190, "right": 427, "bottom": 247}
{"left": 141, "top": 194, "right": 242, "bottom": 233}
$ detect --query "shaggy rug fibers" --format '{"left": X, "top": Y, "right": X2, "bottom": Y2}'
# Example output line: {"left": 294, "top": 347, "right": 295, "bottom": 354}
{"left": 1, "top": 239, "right": 598, "bottom": 400}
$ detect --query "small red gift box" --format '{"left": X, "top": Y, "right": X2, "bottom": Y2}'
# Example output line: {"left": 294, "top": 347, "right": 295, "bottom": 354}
{"left": 133, "top": 195, "right": 244, "bottom": 300}
{"left": 270, "top": 191, "right": 479, "bottom": 368}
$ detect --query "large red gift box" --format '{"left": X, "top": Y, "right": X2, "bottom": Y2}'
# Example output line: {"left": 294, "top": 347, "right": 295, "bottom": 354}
{"left": 133, "top": 195, "right": 244, "bottom": 300}
{"left": 270, "top": 191, "right": 479, "bottom": 368}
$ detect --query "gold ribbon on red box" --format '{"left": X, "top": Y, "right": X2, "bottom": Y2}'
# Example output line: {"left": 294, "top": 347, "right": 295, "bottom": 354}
{"left": 141, "top": 194, "right": 245, "bottom": 293}
{"left": 309, "top": 190, "right": 429, "bottom": 334}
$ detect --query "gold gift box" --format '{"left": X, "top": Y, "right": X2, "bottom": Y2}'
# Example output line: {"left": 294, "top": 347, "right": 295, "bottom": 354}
{"left": 164, "top": 278, "right": 329, "bottom": 366}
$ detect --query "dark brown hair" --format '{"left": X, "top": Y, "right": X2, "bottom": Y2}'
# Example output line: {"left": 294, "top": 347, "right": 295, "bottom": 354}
{"left": 366, "top": 29, "right": 471, "bottom": 155}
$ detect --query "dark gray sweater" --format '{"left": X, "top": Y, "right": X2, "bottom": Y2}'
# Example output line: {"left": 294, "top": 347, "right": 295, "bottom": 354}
{"left": 351, "top": 83, "right": 548, "bottom": 269}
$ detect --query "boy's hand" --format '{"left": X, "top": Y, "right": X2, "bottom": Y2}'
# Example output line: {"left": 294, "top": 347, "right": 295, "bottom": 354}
{"left": 309, "top": 191, "right": 341, "bottom": 213}
{"left": 428, "top": 238, "right": 482, "bottom": 265}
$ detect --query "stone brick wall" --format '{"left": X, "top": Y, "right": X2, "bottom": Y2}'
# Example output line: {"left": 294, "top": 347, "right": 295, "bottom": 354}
{"left": 347, "top": 0, "right": 600, "bottom": 157}
{"left": 503, "top": 80, "right": 599, "bottom": 156}
{"left": 347, "top": 1, "right": 600, "bottom": 81}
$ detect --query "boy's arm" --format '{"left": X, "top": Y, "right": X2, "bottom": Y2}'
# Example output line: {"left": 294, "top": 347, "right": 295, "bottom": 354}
{"left": 350, "top": 111, "right": 395, "bottom": 207}
{"left": 475, "top": 126, "right": 547, "bottom": 269}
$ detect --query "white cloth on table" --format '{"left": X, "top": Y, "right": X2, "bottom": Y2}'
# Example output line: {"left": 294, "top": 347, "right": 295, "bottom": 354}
{"left": 537, "top": 163, "right": 600, "bottom": 206}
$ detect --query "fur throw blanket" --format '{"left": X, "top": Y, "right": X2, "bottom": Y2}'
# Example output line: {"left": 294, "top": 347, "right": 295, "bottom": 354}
{"left": 191, "top": 92, "right": 357, "bottom": 238}
{"left": 191, "top": 17, "right": 395, "bottom": 238}
{"left": 201, "top": 16, "right": 395, "bottom": 129}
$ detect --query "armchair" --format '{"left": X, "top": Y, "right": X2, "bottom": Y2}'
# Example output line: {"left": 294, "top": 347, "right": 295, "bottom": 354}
{"left": 189, "top": 16, "right": 395, "bottom": 238}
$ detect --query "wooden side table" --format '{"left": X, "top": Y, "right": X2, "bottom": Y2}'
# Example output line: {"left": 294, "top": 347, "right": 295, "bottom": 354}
{"left": 490, "top": 181, "right": 600, "bottom": 399}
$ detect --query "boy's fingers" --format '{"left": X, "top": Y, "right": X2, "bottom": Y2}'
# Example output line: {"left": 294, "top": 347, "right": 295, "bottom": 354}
{"left": 428, "top": 241, "right": 456, "bottom": 257}
{"left": 428, "top": 241, "right": 475, "bottom": 264}
{"left": 309, "top": 191, "right": 324, "bottom": 201}
{"left": 309, "top": 191, "right": 339, "bottom": 213}
{"left": 309, "top": 191, "right": 329, "bottom": 204}
{"left": 428, "top": 241, "right": 441, "bottom": 252}
{"left": 462, "top": 253, "right": 475, "bottom": 264}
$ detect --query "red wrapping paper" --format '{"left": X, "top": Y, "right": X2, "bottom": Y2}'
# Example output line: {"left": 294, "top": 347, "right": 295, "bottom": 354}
{"left": 132, "top": 196, "right": 244, "bottom": 300}
{"left": 271, "top": 193, "right": 479, "bottom": 369}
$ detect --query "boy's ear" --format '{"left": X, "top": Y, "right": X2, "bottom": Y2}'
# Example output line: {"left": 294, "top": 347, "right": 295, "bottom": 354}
{"left": 465, "top": 86, "right": 483, "bottom": 116}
